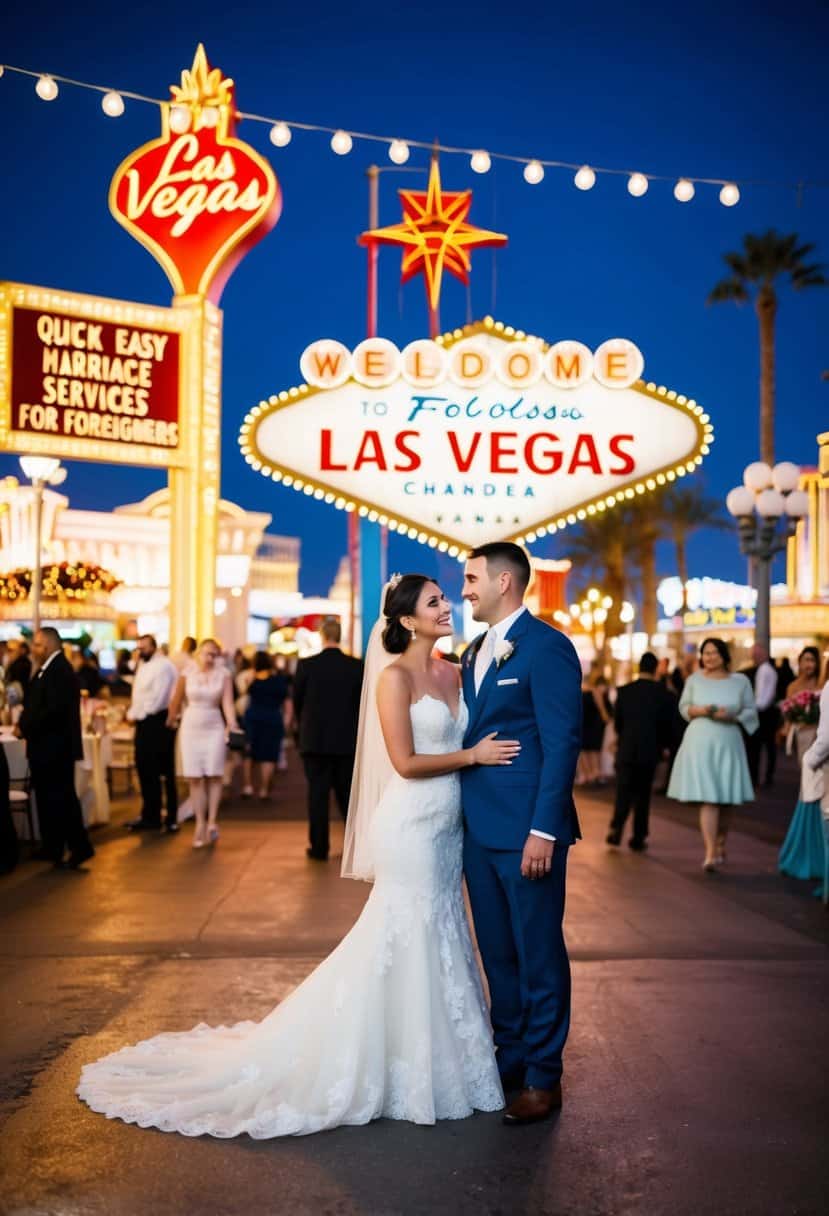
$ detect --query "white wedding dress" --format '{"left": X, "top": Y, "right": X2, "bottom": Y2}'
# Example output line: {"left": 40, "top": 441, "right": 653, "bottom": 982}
{"left": 77, "top": 693, "right": 504, "bottom": 1137}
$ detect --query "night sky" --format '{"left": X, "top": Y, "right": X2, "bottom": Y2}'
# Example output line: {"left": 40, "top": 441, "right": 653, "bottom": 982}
{"left": 2, "top": 0, "right": 827, "bottom": 597}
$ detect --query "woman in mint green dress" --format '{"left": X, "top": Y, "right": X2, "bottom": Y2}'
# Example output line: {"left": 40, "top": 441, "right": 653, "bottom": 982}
{"left": 667, "top": 638, "right": 759, "bottom": 872}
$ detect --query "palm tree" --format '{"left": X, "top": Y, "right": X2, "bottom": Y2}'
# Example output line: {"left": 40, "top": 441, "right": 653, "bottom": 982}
{"left": 564, "top": 509, "right": 630, "bottom": 644}
{"left": 708, "top": 231, "right": 826, "bottom": 465}
{"left": 661, "top": 484, "right": 728, "bottom": 614}
{"left": 627, "top": 500, "right": 665, "bottom": 642}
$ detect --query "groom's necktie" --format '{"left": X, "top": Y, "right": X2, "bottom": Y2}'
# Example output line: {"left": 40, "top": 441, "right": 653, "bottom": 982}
{"left": 474, "top": 630, "right": 495, "bottom": 693}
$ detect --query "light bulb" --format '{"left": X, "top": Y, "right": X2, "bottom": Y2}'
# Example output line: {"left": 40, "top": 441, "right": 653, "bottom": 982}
{"left": 784, "top": 490, "right": 810, "bottom": 518}
{"left": 35, "top": 75, "right": 58, "bottom": 102}
{"left": 269, "top": 122, "right": 292, "bottom": 147}
{"left": 20, "top": 456, "right": 61, "bottom": 483}
{"left": 201, "top": 106, "right": 219, "bottom": 128}
{"left": 756, "top": 488, "right": 785, "bottom": 518}
{"left": 470, "top": 150, "right": 491, "bottom": 174}
{"left": 574, "top": 165, "right": 596, "bottom": 190}
{"left": 772, "top": 461, "right": 800, "bottom": 493}
{"left": 388, "top": 139, "right": 409, "bottom": 164}
{"left": 726, "top": 486, "right": 756, "bottom": 518}
{"left": 331, "top": 129, "right": 353, "bottom": 155}
{"left": 743, "top": 461, "right": 773, "bottom": 492}
{"left": 674, "top": 178, "right": 695, "bottom": 202}
{"left": 169, "top": 105, "right": 191, "bottom": 133}
{"left": 523, "top": 160, "right": 544, "bottom": 185}
{"left": 101, "top": 91, "right": 124, "bottom": 117}
{"left": 627, "top": 172, "right": 648, "bottom": 197}
{"left": 719, "top": 182, "right": 740, "bottom": 207}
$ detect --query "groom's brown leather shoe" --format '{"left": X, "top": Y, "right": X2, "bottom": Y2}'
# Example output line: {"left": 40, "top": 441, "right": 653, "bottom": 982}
{"left": 502, "top": 1084, "right": 562, "bottom": 1125}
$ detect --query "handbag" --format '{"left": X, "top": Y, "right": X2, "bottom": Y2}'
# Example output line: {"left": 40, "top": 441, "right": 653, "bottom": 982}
{"left": 801, "top": 743, "right": 826, "bottom": 804}
{"left": 227, "top": 728, "right": 247, "bottom": 753}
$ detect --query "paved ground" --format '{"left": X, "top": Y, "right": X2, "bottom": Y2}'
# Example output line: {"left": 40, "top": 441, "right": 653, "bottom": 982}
{"left": 0, "top": 751, "right": 826, "bottom": 1216}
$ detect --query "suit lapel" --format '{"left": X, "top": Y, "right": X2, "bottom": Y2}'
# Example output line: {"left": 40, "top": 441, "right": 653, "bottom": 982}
{"left": 462, "top": 632, "right": 486, "bottom": 713}
{"left": 465, "top": 609, "right": 531, "bottom": 736}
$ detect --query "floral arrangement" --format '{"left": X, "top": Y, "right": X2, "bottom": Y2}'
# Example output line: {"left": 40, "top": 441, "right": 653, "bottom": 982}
{"left": 780, "top": 688, "right": 821, "bottom": 726}
{"left": 0, "top": 562, "right": 121, "bottom": 602}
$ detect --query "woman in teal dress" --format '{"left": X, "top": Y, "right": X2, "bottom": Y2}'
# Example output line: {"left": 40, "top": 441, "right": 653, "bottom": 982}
{"left": 667, "top": 637, "right": 758, "bottom": 872}
{"left": 778, "top": 646, "right": 824, "bottom": 881}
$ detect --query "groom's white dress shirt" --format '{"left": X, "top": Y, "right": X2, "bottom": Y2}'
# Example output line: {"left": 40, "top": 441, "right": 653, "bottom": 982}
{"left": 474, "top": 606, "right": 555, "bottom": 843}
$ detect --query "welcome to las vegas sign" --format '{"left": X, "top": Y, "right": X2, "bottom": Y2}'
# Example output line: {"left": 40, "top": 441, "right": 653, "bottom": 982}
{"left": 240, "top": 318, "right": 713, "bottom": 557}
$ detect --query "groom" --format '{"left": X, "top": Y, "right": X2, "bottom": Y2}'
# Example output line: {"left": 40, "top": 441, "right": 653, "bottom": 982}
{"left": 461, "top": 542, "right": 582, "bottom": 1124}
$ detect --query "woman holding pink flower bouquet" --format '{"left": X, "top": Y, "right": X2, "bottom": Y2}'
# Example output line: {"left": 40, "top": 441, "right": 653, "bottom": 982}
{"left": 778, "top": 647, "right": 825, "bottom": 880}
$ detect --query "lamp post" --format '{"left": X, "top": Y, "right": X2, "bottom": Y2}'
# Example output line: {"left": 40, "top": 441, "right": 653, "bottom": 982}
{"left": 725, "top": 461, "right": 809, "bottom": 652}
{"left": 18, "top": 457, "right": 66, "bottom": 635}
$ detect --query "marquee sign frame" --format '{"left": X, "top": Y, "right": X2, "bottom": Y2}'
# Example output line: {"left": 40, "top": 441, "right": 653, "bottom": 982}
{"left": 0, "top": 280, "right": 196, "bottom": 469}
{"left": 240, "top": 317, "right": 714, "bottom": 558}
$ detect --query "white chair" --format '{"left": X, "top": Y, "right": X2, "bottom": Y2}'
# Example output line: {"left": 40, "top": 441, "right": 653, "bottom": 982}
{"left": 5, "top": 743, "right": 36, "bottom": 842}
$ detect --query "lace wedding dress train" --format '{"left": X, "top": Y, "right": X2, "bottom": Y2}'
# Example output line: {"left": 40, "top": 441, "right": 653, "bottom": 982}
{"left": 77, "top": 694, "right": 503, "bottom": 1137}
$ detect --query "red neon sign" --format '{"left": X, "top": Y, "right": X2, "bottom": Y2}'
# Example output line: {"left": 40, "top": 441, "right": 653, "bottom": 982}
{"left": 109, "top": 46, "right": 281, "bottom": 303}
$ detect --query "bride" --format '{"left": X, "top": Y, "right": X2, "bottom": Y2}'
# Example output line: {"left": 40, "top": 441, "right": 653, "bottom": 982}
{"left": 77, "top": 574, "right": 520, "bottom": 1137}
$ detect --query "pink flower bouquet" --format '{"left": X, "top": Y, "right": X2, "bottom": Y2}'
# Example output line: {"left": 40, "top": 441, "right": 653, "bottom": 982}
{"left": 780, "top": 689, "right": 820, "bottom": 726}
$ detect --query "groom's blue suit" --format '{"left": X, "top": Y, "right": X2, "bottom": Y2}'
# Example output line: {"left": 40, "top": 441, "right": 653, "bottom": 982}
{"left": 461, "top": 608, "right": 582, "bottom": 1089}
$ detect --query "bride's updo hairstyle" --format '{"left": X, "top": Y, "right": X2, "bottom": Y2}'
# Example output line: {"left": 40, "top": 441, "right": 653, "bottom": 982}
{"left": 382, "top": 574, "right": 432, "bottom": 654}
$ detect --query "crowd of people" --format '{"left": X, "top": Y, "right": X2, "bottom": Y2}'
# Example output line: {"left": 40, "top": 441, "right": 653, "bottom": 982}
{"left": 581, "top": 640, "right": 829, "bottom": 885}
{"left": 1, "top": 626, "right": 827, "bottom": 893}
{"left": 0, "top": 622, "right": 364, "bottom": 869}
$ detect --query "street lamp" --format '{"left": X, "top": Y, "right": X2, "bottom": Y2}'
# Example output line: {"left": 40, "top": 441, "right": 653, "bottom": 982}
{"left": 725, "top": 460, "right": 809, "bottom": 652}
{"left": 18, "top": 456, "right": 66, "bottom": 634}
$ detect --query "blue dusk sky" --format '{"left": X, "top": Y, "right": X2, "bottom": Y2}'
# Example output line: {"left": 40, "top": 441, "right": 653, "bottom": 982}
{"left": 2, "top": 0, "right": 827, "bottom": 598}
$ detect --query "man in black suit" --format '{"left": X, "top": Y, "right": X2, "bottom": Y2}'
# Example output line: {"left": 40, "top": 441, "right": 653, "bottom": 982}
{"left": 17, "top": 627, "right": 94, "bottom": 869}
{"left": 606, "top": 652, "right": 674, "bottom": 852}
{"left": 743, "top": 643, "right": 780, "bottom": 788}
{"left": 292, "top": 619, "right": 363, "bottom": 861}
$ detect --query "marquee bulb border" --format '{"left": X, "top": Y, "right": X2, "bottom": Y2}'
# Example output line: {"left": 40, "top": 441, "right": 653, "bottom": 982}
{"left": 239, "top": 316, "right": 715, "bottom": 560}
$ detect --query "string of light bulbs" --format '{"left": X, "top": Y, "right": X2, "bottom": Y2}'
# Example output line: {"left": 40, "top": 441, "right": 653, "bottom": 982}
{"left": 2, "top": 61, "right": 826, "bottom": 207}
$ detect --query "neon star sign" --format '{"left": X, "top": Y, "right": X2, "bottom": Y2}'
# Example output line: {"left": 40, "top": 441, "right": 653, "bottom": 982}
{"left": 359, "top": 157, "right": 507, "bottom": 332}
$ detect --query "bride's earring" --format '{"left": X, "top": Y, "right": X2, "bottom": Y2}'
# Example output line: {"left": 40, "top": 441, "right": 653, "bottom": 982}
{"left": 410, "top": 628, "right": 417, "bottom": 642}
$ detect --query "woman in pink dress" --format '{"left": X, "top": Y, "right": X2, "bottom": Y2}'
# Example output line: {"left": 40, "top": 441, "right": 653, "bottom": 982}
{"left": 167, "top": 639, "right": 238, "bottom": 848}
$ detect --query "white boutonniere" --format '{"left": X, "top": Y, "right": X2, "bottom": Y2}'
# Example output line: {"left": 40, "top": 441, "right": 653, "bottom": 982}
{"left": 494, "top": 639, "right": 515, "bottom": 667}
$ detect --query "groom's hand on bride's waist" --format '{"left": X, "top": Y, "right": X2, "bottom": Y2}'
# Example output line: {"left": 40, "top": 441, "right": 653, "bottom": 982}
{"left": 521, "top": 834, "right": 554, "bottom": 879}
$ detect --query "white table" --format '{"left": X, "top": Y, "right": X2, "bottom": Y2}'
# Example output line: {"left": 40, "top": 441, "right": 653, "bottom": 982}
{"left": 1, "top": 730, "right": 112, "bottom": 838}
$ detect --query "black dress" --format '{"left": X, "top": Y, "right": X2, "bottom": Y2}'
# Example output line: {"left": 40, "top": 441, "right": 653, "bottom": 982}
{"left": 581, "top": 690, "right": 606, "bottom": 751}
{"left": 244, "top": 675, "right": 288, "bottom": 762}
